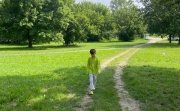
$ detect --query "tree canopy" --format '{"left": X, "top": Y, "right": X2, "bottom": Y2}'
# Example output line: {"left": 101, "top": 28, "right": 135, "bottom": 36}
{"left": 1, "top": 0, "right": 178, "bottom": 47}
{"left": 111, "top": 0, "right": 146, "bottom": 41}
{"left": 141, "top": 0, "right": 180, "bottom": 43}
{"left": 0, "top": 0, "right": 71, "bottom": 47}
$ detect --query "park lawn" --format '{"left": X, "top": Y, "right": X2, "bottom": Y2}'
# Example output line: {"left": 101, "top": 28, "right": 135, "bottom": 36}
{"left": 0, "top": 39, "right": 146, "bottom": 55}
{"left": 0, "top": 50, "right": 120, "bottom": 111}
{"left": 0, "top": 40, "right": 147, "bottom": 111}
{"left": 88, "top": 57, "right": 125, "bottom": 111}
{"left": 123, "top": 41, "right": 180, "bottom": 111}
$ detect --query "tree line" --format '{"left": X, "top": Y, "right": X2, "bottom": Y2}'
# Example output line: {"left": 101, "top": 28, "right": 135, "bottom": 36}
{"left": 0, "top": 0, "right": 179, "bottom": 48}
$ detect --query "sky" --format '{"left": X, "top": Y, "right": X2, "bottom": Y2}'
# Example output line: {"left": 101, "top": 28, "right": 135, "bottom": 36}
{"left": 75, "top": 0, "right": 143, "bottom": 8}
{"left": 76, "top": 0, "right": 111, "bottom": 6}
{"left": 76, "top": 0, "right": 110, "bottom": 6}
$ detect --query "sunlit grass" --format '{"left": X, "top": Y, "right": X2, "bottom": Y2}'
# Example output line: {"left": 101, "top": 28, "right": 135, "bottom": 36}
{"left": 0, "top": 40, "right": 147, "bottom": 111}
{"left": 123, "top": 41, "right": 180, "bottom": 111}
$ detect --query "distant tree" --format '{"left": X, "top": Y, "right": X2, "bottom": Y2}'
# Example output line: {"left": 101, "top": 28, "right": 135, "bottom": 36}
{"left": 75, "top": 2, "right": 114, "bottom": 42}
{"left": 60, "top": 0, "right": 82, "bottom": 45}
{"left": 63, "top": 16, "right": 83, "bottom": 45}
{"left": 111, "top": 0, "right": 146, "bottom": 41}
{"left": 61, "top": 0, "right": 87, "bottom": 45}
{"left": 141, "top": 0, "right": 180, "bottom": 44}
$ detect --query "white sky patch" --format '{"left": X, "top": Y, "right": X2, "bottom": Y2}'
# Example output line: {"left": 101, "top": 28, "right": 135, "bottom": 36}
{"left": 75, "top": 0, "right": 144, "bottom": 8}
{"left": 75, "top": 0, "right": 110, "bottom": 6}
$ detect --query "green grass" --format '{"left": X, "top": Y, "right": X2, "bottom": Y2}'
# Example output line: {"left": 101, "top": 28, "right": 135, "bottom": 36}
{"left": 0, "top": 40, "right": 147, "bottom": 111}
{"left": 123, "top": 41, "right": 180, "bottom": 111}
{"left": 88, "top": 67, "right": 120, "bottom": 111}
{"left": 0, "top": 39, "right": 146, "bottom": 55}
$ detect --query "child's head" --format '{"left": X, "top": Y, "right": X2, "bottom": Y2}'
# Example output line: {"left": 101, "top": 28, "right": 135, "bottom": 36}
{"left": 90, "top": 49, "right": 96, "bottom": 57}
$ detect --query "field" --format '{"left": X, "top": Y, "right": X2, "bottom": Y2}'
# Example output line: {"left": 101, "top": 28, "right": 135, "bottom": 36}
{"left": 1, "top": 39, "right": 179, "bottom": 111}
{"left": 0, "top": 40, "right": 146, "bottom": 111}
{"left": 123, "top": 41, "right": 180, "bottom": 111}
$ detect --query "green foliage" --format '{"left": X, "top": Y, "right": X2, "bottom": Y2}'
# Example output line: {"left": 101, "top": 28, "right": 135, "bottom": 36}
{"left": 141, "top": 0, "right": 180, "bottom": 43}
{"left": 0, "top": 0, "right": 147, "bottom": 46}
{"left": 0, "top": 0, "right": 69, "bottom": 47}
{"left": 111, "top": 0, "right": 146, "bottom": 41}
{"left": 74, "top": 2, "right": 115, "bottom": 42}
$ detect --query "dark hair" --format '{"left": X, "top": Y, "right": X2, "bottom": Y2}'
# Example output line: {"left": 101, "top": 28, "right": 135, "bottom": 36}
{"left": 90, "top": 49, "right": 96, "bottom": 55}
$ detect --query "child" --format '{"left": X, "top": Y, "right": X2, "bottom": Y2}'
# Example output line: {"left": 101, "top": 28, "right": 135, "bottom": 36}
{"left": 87, "top": 49, "right": 100, "bottom": 95}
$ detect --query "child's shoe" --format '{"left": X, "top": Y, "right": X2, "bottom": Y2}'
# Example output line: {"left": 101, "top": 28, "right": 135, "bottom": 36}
{"left": 89, "top": 91, "right": 94, "bottom": 95}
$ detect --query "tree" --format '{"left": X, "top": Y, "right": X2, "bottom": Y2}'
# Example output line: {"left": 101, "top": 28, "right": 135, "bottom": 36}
{"left": 63, "top": 16, "right": 82, "bottom": 45}
{"left": 0, "top": 0, "right": 69, "bottom": 47}
{"left": 61, "top": 1, "right": 87, "bottom": 45}
{"left": 61, "top": 0, "right": 83, "bottom": 45}
{"left": 111, "top": 0, "right": 146, "bottom": 41}
{"left": 75, "top": 2, "right": 114, "bottom": 42}
{"left": 141, "top": 0, "right": 180, "bottom": 44}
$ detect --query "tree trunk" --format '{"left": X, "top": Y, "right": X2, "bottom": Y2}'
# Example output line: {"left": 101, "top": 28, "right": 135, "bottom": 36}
{"left": 169, "top": 34, "right": 172, "bottom": 43}
{"left": 27, "top": 29, "right": 33, "bottom": 48}
{"left": 178, "top": 35, "right": 180, "bottom": 45}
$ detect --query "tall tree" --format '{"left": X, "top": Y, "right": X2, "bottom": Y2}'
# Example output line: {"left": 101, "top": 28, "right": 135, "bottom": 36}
{"left": 0, "top": 0, "right": 69, "bottom": 47}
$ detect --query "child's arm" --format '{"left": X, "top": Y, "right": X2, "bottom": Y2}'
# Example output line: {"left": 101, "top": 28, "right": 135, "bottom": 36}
{"left": 87, "top": 58, "right": 90, "bottom": 73}
{"left": 97, "top": 59, "right": 101, "bottom": 74}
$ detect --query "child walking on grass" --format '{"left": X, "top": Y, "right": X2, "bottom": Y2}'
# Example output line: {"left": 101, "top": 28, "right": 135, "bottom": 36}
{"left": 87, "top": 49, "right": 100, "bottom": 95}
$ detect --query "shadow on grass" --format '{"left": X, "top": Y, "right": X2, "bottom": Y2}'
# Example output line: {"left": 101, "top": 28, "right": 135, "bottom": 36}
{"left": 104, "top": 41, "right": 145, "bottom": 49}
{"left": 105, "top": 44, "right": 139, "bottom": 48}
{"left": 0, "top": 45, "right": 81, "bottom": 51}
{"left": 148, "top": 43, "right": 180, "bottom": 48}
{"left": 123, "top": 65, "right": 180, "bottom": 111}
{"left": 106, "top": 42, "right": 179, "bottom": 49}
{"left": 0, "top": 66, "right": 87, "bottom": 111}
{"left": 0, "top": 40, "right": 146, "bottom": 51}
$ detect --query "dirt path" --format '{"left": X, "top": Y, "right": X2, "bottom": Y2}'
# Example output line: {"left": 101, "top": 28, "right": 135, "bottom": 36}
{"left": 114, "top": 48, "right": 141, "bottom": 111}
{"left": 74, "top": 38, "right": 161, "bottom": 111}
{"left": 74, "top": 47, "right": 134, "bottom": 111}
{"left": 114, "top": 38, "right": 161, "bottom": 111}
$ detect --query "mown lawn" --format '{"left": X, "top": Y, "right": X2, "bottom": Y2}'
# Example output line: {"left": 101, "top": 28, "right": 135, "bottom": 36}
{"left": 0, "top": 40, "right": 146, "bottom": 111}
{"left": 123, "top": 41, "right": 180, "bottom": 111}
{"left": 0, "top": 39, "right": 145, "bottom": 55}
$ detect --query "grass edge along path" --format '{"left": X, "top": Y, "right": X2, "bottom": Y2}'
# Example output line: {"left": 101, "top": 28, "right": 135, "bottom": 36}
{"left": 113, "top": 38, "right": 162, "bottom": 111}
{"left": 74, "top": 38, "right": 161, "bottom": 111}
{"left": 123, "top": 41, "right": 180, "bottom": 111}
